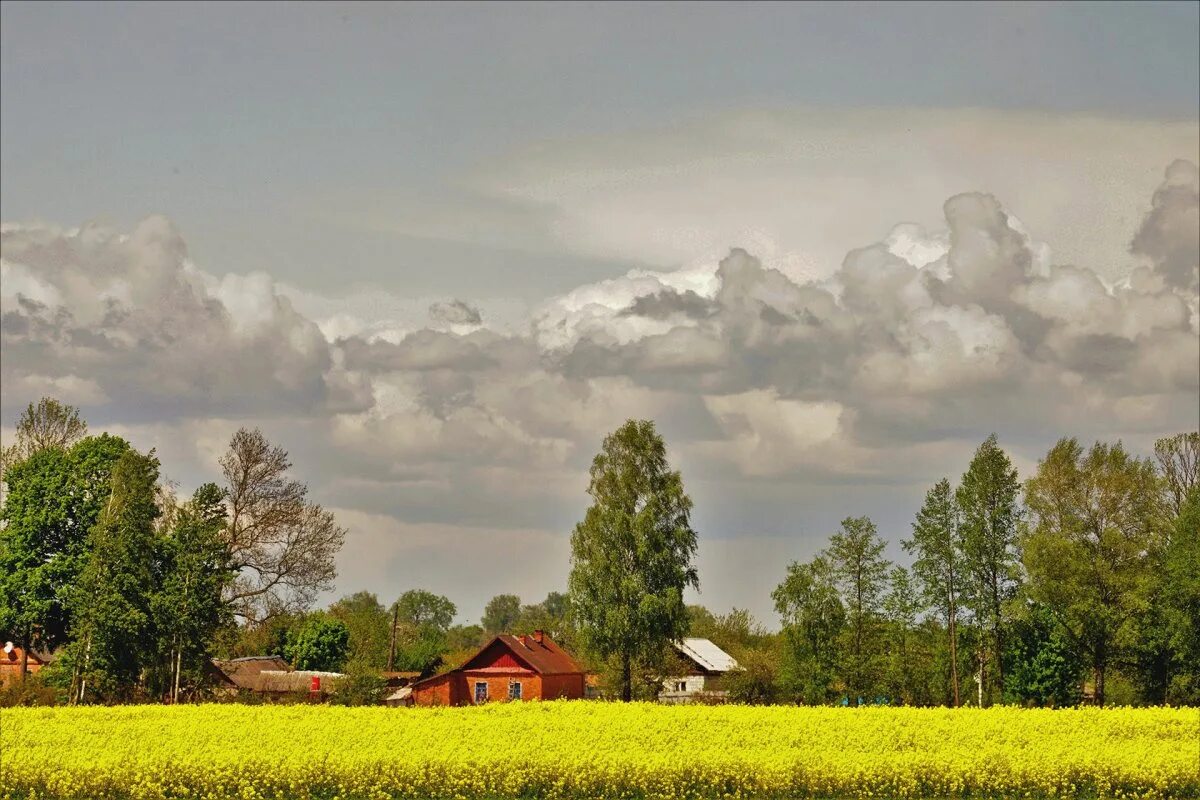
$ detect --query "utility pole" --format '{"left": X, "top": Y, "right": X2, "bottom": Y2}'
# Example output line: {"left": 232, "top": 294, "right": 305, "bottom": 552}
{"left": 386, "top": 604, "right": 399, "bottom": 672}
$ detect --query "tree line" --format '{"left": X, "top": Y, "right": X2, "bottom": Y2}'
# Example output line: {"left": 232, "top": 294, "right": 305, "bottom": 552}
{"left": 0, "top": 399, "right": 345, "bottom": 702}
{"left": 750, "top": 432, "right": 1199, "bottom": 707}
{"left": 2, "top": 401, "right": 1197, "bottom": 708}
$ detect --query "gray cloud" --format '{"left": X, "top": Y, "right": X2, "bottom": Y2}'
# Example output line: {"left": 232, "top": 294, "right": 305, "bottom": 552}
{"left": 1131, "top": 159, "right": 1200, "bottom": 293}
{"left": 620, "top": 289, "right": 715, "bottom": 321}
{"left": 0, "top": 217, "right": 372, "bottom": 420}
{"left": 2, "top": 162, "right": 1196, "bottom": 625}
{"left": 429, "top": 299, "right": 484, "bottom": 327}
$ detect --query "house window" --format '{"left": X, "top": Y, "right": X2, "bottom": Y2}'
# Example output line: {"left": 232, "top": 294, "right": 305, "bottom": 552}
{"left": 675, "top": 681, "right": 687, "bottom": 693}
{"left": 508, "top": 680, "right": 522, "bottom": 700}
{"left": 474, "top": 681, "right": 488, "bottom": 704}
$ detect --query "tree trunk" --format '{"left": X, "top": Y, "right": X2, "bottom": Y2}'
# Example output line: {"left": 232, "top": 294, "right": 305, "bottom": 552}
{"left": 173, "top": 641, "right": 183, "bottom": 704}
{"left": 621, "top": 652, "right": 632, "bottom": 702}
{"left": 948, "top": 610, "right": 960, "bottom": 708}
{"left": 77, "top": 635, "right": 93, "bottom": 705}
{"left": 18, "top": 632, "right": 29, "bottom": 683}
{"left": 977, "top": 648, "right": 986, "bottom": 707}
{"left": 993, "top": 604, "right": 1004, "bottom": 704}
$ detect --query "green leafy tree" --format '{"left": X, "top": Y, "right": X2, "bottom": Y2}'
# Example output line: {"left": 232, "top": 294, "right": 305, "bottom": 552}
{"left": 481, "top": 594, "right": 521, "bottom": 635}
{"left": 1005, "top": 601, "right": 1083, "bottom": 707}
{"left": 686, "top": 605, "right": 718, "bottom": 636}
{"left": 826, "top": 516, "right": 891, "bottom": 702}
{"left": 512, "top": 592, "right": 577, "bottom": 650}
{"left": 724, "top": 644, "right": 780, "bottom": 705}
{"left": 394, "top": 589, "right": 456, "bottom": 631}
{"left": 329, "top": 592, "right": 391, "bottom": 670}
{"left": 445, "top": 623, "right": 485, "bottom": 651}
{"left": 687, "top": 606, "right": 768, "bottom": 652}
{"left": 0, "top": 434, "right": 131, "bottom": 681}
{"left": 904, "top": 478, "right": 965, "bottom": 706}
{"left": 772, "top": 556, "right": 844, "bottom": 704}
{"left": 283, "top": 614, "right": 350, "bottom": 672}
{"left": 568, "top": 419, "right": 699, "bottom": 702}
{"left": 883, "top": 566, "right": 924, "bottom": 705}
{"left": 151, "top": 483, "right": 234, "bottom": 702}
{"left": 956, "top": 434, "right": 1021, "bottom": 705}
{"left": 1160, "top": 485, "right": 1200, "bottom": 704}
{"left": 390, "top": 589, "right": 457, "bottom": 673}
{"left": 67, "top": 448, "right": 162, "bottom": 703}
{"left": 329, "top": 666, "right": 387, "bottom": 706}
{"left": 0, "top": 447, "right": 77, "bottom": 680}
{"left": 1022, "top": 438, "right": 1164, "bottom": 705}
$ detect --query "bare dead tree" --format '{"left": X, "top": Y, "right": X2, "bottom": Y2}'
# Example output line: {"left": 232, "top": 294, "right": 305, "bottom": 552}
{"left": 1, "top": 397, "right": 88, "bottom": 476}
{"left": 1155, "top": 431, "right": 1200, "bottom": 517}
{"left": 220, "top": 428, "right": 346, "bottom": 624}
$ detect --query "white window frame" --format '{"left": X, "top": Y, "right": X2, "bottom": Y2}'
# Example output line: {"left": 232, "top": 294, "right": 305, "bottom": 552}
{"left": 474, "top": 681, "right": 488, "bottom": 704}
{"left": 508, "top": 680, "right": 522, "bottom": 700}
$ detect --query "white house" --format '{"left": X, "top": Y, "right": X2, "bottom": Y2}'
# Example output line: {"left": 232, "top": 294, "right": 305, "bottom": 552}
{"left": 659, "top": 638, "right": 740, "bottom": 703}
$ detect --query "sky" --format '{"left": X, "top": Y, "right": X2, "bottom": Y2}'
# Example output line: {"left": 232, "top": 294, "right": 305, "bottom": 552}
{"left": 2, "top": 1, "right": 1198, "bottom": 627}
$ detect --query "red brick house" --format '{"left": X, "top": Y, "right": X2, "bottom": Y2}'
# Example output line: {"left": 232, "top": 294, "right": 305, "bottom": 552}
{"left": 0, "top": 642, "right": 53, "bottom": 686}
{"left": 409, "top": 630, "right": 584, "bottom": 706}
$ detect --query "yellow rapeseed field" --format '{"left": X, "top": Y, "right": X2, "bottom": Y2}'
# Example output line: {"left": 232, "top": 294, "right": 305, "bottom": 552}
{"left": 1, "top": 703, "right": 1197, "bottom": 799}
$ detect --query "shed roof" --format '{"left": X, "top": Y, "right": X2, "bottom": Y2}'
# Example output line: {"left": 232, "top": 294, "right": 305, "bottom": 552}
{"left": 673, "top": 638, "right": 739, "bottom": 673}
{"left": 385, "top": 686, "right": 413, "bottom": 703}
{"left": 211, "top": 656, "right": 290, "bottom": 689}
{"left": 257, "top": 670, "right": 342, "bottom": 693}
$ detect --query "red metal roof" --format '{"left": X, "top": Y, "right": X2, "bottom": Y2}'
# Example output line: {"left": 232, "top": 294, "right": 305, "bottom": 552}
{"left": 413, "top": 632, "right": 583, "bottom": 689}
{"left": 490, "top": 634, "right": 582, "bottom": 676}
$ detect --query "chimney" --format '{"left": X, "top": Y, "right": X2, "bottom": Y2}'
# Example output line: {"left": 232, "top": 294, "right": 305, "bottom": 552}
{"left": 533, "top": 629, "right": 544, "bottom": 644}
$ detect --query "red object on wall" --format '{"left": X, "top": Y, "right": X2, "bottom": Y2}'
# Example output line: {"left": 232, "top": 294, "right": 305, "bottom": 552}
{"left": 310, "top": 675, "right": 321, "bottom": 693}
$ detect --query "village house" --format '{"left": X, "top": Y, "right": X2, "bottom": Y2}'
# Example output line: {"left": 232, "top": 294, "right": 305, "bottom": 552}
{"left": 659, "top": 638, "right": 740, "bottom": 704}
{"left": 0, "top": 642, "right": 54, "bottom": 687}
{"left": 407, "top": 630, "right": 585, "bottom": 706}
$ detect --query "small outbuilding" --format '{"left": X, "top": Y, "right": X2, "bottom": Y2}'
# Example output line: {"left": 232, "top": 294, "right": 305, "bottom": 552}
{"left": 210, "top": 655, "right": 291, "bottom": 693}
{"left": 408, "top": 630, "right": 585, "bottom": 706}
{"left": 0, "top": 642, "right": 54, "bottom": 686}
{"left": 659, "top": 638, "right": 740, "bottom": 704}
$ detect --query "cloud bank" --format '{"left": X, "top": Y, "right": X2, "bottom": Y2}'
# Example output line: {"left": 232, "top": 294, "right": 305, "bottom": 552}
{"left": 2, "top": 160, "right": 1197, "bottom": 622}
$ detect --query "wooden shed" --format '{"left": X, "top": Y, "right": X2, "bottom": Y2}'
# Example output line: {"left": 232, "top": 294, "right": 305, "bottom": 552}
{"left": 409, "top": 630, "right": 585, "bottom": 706}
{"left": 659, "top": 638, "right": 740, "bottom": 704}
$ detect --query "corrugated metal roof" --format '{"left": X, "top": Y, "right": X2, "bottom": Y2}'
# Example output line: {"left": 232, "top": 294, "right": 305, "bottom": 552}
{"left": 674, "top": 638, "right": 739, "bottom": 673}
{"left": 414, "top": 632, "right": 583, "bottom": 689}
{"left": 386, "top": 686, "right": 412, "bottom": 702}
{"left": 494, "top": 634, "right": 583, "bottom": 675}
{"left": 256, "top": 670, "right": 342, "bottom": 693}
